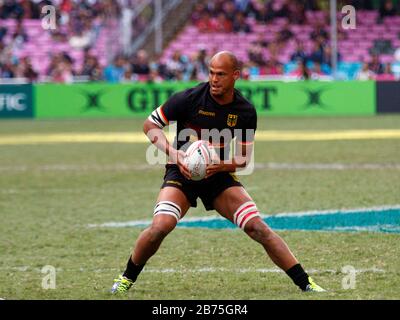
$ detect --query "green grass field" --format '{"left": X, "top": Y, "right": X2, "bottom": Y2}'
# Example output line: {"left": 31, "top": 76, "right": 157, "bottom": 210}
{"left": 0, "top": 115, "right": 399, "bottom": 300}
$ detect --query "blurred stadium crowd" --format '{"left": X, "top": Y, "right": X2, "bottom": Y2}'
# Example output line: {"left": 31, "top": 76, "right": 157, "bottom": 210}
{"left": 1, "top": 0, "right": 400, "bottom": 83}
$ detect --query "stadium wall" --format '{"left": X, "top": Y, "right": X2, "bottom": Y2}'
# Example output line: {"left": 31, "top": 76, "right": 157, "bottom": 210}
{"left": 1, "top": 81, "right": 399, "bottom": 119}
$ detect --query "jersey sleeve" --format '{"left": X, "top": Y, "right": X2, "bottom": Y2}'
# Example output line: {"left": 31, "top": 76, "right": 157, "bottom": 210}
{"left": 237, "top": 109, "right": 257, "bottom": 145}
{"left": 147, "top": 91, "right": 189, "bottom": 128}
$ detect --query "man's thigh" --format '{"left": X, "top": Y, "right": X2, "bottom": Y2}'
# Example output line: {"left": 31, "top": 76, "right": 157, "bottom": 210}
{"left": 213, "top": 186, "right": 263, "bottom": 230}
{"left": 152, "top": 186, "right": 192, "bottom": 231}
{"left": 212, "top": 186, "right": 253, "bottom": 222}
{"left": 156, "top": 186, "right": 191, "bottom": 215}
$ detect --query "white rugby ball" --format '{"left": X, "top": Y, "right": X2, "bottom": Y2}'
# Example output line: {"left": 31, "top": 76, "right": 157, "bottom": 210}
{"left": 184, "top": 140, "right": 212, "bottom": 181}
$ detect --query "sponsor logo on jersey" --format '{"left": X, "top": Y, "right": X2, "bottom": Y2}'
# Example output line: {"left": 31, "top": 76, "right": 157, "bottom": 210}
{"left": 198, "top": 109, "right": 216, "bottom": 117}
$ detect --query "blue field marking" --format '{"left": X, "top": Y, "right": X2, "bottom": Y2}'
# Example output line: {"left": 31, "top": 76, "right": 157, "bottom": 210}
{"left": 90, "top": 206, "right": 400, "bottom": 233}
{"left": 176, "top": 207, "right": 400, "bottom": 233}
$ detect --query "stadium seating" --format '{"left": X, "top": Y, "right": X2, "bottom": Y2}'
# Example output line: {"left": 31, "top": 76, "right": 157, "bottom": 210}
{"left": 162, "top": 9, "right": 400, "bottom": 80}
{"left": 1, "top": 0, "right": 400, "bottom": 81}
{"left": 0, "top": 19, "right": 111, "bottom": 79}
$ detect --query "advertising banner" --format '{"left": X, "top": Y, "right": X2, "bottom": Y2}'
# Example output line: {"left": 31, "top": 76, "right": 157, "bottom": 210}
{"left": 35, "top": 81, "right": 376, "bottom": 118}
{"left": 0, "top": 84, "right": 34, "bottom": 118}
{"left": 35, "top": 82, "right": 194, "bottom": 118}
{"left": 238, "top": 80, "right": 376, "bottom": 116}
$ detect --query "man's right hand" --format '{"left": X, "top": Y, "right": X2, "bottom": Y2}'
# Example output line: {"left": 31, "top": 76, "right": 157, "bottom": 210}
{"left": 170, "top": 149, "right": 191, "bottom": 180}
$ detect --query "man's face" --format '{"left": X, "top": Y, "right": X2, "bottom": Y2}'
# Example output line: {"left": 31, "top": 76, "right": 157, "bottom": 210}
{"left": 208, "top": 58, "right": 239, "bottom": 97}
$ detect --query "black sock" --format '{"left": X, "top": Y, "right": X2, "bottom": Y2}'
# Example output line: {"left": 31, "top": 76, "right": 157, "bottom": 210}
{"left": 285, "top": 263, "right": 310, "bottom": 291}
{"left": 122, "top": 256, "right": 145, "bottom": 282}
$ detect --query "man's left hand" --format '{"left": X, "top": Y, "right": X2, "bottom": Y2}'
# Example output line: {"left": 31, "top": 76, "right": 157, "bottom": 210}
{"left": 205, "top": 162, "right": 235, "bottom": 179}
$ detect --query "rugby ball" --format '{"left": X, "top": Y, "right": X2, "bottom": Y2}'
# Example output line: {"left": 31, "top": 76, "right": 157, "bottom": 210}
{"left": 184, "top": 140, "right": 212, "bottom": 181}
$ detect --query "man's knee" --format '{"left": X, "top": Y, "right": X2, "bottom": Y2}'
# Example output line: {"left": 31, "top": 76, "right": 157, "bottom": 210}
{"left": 244, "top": 219, "right": 275, "bottom": 243}
{"left": 147, "top": 224, "right": 172, "bottom": 243}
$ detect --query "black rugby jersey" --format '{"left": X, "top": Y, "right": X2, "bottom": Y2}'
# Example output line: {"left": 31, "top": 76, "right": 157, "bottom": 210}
{"left": 148, "top": 82, "right": 257, "bottom": 160}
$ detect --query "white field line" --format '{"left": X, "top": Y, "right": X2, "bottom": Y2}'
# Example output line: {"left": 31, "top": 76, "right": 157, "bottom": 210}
{"left": 88, "top": 215, "right": 222, "bottom": 228}
{"left": 1, "top": 162, "right": 400, "bottom": 174}
{"left": 328, "top": 225, "right": 400, "bottom": 232}
{"left": 270, "top": 204, "right": 400, "bottom": 218}
{"left": 0, "top": 266, "right": 385, "bottom": 274}
{"left": 254, "top": 163, "right": 400, "bottom": 170}
{"left": 87, "top": 204, "right": 400, "bottom": 228}
{"left": 0, "top": 186, "right": 160, "bottom": 195}
{"left": 0, "top": 163, "right": 161, "bottom": 172}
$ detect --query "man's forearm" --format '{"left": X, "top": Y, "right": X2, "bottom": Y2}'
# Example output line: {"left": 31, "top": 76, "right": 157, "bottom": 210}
{"left": 144, "top": 120, "right": 172, "bottom": 154}
{"left": 143, "top": 123, "right": 178, "bottom": 162}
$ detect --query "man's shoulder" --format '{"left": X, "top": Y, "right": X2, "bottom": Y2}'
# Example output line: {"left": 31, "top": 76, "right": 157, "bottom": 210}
{"left": 234, "top": 89, "right": 257, "bottom": 114}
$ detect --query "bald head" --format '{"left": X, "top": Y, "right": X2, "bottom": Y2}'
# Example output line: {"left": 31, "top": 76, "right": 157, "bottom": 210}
{"left": 210, "top": 51, "right": 240, "bottom": 72}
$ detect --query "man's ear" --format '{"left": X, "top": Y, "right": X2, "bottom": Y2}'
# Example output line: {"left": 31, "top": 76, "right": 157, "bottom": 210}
{"left": 233, "top": 70, "right": 240, "bottom": 80}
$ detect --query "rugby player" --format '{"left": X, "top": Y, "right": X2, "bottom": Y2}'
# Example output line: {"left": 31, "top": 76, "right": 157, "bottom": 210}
{"left": 111, "top": 51, "right": 325, "bottom": 294}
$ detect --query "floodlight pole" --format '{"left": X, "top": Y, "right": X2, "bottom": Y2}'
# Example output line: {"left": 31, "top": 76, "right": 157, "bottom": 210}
{"left": 330, "top": 0, "right": 338, "bottom": 79}
{"left": 155, "top": 0, "right": 163, "bottom": 55}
